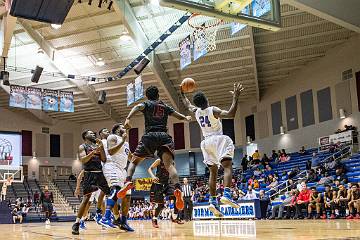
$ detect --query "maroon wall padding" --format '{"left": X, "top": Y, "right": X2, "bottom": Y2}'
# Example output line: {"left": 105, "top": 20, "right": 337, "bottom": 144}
{"left": 21, "top": 130, "right": 32, "bottom": 156}
{"left": 129, "top": 128, "right": 139, "bottom": 153}
{"left": 356, "top": 71, "right": 360, "bottom": 112}
{"left": 174, "top": 122, "right": 185, "bottom": 150}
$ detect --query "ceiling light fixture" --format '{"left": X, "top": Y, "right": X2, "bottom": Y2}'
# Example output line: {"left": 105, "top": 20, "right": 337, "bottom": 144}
{"left": 50, "top": 24, "right": 62, "bottom": 30}
{"left": 150, "top": 0, "right": 160, "bottom": 6}
{"left": 95, "top": 57, "right": 105, "bottom": 66}
{"left": 119, "top": 32, "right": 132, "bottom": 42}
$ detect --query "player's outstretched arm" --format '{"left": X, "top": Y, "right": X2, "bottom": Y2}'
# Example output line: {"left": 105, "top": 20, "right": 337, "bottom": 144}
{"left": 213, "top": 83, "right": 244, "bottom": 118}
{"left": 180, "top": 91, "right": 197, "bottom": 113}
{"left": 124, "top": 103, "right": 145, "bottom": 129}
{"left": 147, "top": 159, "right": 161, "bottom": 183}
{"left": 78, "top": 145, "right": 96, "bottom": 164}
{"left": 107, "top": 133, "right": 127, "bottom": 156}
{"left": 171, "top": 110, "right": 192, "bottom": 122}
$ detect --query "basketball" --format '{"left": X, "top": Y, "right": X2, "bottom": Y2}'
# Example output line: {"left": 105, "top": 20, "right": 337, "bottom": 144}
{"left": 181, "top": 78, "right": 196, "bottom": 93}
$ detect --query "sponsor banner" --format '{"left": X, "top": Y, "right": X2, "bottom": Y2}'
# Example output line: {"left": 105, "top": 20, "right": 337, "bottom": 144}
{"left": 127, "top": 82, "right": 134, "bottom": 106}
{"left": 134, "top": 75, "right": 144, "bottom": 102}
{"left": 26, "top": 87, "right": 42, "bottom": 110}
{"left": 9, "top": 85, "right": 26, "bottom": 108}
{"left": 179, "top": 35, "right": 191, "bottom": 69}
{"left": 42, "top": 89, "right": 59, "bottom": 111}
{"left": 193, "top": 201, "right": 257, "bottom": 220}
{"left": 193, "top": 24, "right": 207, "bottom": 61}
{"left": 59, "top": 91, "right": 74, "bottom": 112}
{"left": 319, "top": 130, "right": 353, "bottom": 146}
{"left": 193, "top": 220, "right": 256, "bottom": 238}
{"left": 134, "top": 178, "right": 153, "bottom": 191}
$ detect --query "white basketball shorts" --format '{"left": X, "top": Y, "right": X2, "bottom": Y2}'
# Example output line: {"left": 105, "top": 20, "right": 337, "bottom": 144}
{"left": 200, "top": 135, "right": 235, "bottom": 167}
{"left": 103, "top": 162, "right": 131, "bottom": 195}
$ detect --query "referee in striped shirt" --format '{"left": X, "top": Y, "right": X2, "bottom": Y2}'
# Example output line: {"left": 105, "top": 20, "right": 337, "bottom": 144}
{"left": 181, "top": 178, "right": 193, "bottom": 221}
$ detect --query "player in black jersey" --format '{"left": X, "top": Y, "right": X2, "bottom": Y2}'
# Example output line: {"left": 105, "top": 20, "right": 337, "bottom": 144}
{"left": 147, "top": 158, "right": 183, "bottom": 228}
{"left": 72, "top": 129, "right": 111, "bottom": 235}
{"left": 118, "top": 86, "right": 191, "bottom": 211}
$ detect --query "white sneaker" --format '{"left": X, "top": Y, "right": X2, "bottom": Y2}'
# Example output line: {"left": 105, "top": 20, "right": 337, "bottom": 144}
{"left": 45, "top": 219, "right": 50, "bottom": 225}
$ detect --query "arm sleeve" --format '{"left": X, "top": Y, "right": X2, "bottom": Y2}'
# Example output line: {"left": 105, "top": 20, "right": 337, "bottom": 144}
{"left": 166, "top": 104, "right": 175, "bottom": 114}
{"left": 139, "top": 102, "right": 147, "bottom": 113}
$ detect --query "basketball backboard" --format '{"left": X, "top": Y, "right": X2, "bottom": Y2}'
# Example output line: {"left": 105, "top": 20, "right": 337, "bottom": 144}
{"left": 160, "top": 0, "right": 281, "bottom": 31}
{"left": 0, "top": 166, "right": 23, "bottom": 183}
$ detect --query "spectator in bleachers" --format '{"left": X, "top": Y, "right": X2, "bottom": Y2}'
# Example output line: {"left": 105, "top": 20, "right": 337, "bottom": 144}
{"left": 271, "top": 150, "right": 278, "bottom": 163}
{"left": 279, "top": 149, "right": 290, "bottom": 163}
{"left": 252, "top": 150, "right": 261, "bottom": 163}
{"left": 264, "top": 165, "right": 274, "bottom": 176}
{"left": 306, "top": 169, "right": 317, "bottom": 183}
{"left": 311, "top": 152, "right": 320, "bottom": 168}
{"left": 287, "top": 179, "right": 297, "bottom": 191}
{"left": 317, "top": 172, "right": 334, "bottom": 186}
{"left": 299, "top": 146, "right": 306, "bottom": 155}
{"left": 241, "top": 155, "right": 248, "bottom": 172}
{"left": 253, "top": 168, "right": 262, "bottom": 178}
{"left": 244, "top": 185, "right": 257, "bottom": 200}
{"left": 285, "top": 190, "right": 299, "bottom": 219}
{"left": 259, "top": 190, "right": 269, "bottom": 219}
{"left": 333, "top": 184, "right": 349, "bottom": 217}
{"left": 347, "top": 183, "right": 360, "bottom": 219}
{"left": 268, "top": 178, "right": 279, "bottom": 196}
{"left": 253, "top": 179, "right": 260, "bottom": 189}
{"left": 288, "top": 166, "right": 300, "bottom": 179}
{"left": 307, "top": 187, "right": 321, "bottom": 219}
{"left": 12, "top": 206, "right": 23, "bottom": 224}
{"left": 69, "top": 174, "right": 76, "bottom": 181}
{"left": 335, "top": 164, "right": 348, "bottom": 184}
{"left": 269, "top": 191, "right": 293, "bottom": 220}
{"left": 33, "top": 190, "right": 40, "bottom": 211}
{"left": 295, "top": 182, "right": 311, "bottom": 219}
{"left": 261, "top": 154, "right": 270, "bottom": 167}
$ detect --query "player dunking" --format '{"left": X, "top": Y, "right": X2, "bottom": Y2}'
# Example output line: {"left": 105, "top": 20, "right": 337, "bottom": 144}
{"left": 100, "top": 123, "right": 134, "bottom": 231}
{"left": 148, "top": 158, "right": 183, "bottom": 228}
{"left": 72, "top": 130, "right": 111, "bottom": 235}
{"left": 181, "top": 82, "right": 244, "bottom": 217}
{"left": 117, "top": 86, "right": 192, "bottom": 211}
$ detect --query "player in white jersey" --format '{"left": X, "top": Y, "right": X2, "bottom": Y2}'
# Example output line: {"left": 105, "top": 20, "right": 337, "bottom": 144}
{"left": 181, "top": 82, "right": 244, "bottom": 217}
{"left": 100, "top": 123, "right": 134, "bottom": 231}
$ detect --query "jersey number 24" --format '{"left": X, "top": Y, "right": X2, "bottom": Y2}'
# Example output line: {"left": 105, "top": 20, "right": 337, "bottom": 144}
{"left": 199, "top": 116, "right": 211, "bottom": 127}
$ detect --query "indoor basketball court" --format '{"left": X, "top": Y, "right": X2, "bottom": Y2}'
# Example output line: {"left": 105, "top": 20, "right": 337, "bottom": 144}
{"left": 1, "top": 0, "right": 360, "bottom": 239}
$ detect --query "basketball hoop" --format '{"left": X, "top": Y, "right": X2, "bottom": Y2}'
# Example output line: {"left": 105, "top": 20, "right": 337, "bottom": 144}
{"left": 188, "top": 13, "right": 223, "bottom": 52}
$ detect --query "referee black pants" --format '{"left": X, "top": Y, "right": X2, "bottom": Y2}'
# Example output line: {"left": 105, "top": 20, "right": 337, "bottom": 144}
{"left": 183, "top": 196, "right": 193, "bottom": 221}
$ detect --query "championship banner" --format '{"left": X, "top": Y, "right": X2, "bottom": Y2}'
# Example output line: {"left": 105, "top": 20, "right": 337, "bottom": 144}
{"left": 9, "top": 85, "right": 26, "bottom": 108}
{"left": 26, "top": 87, "right": 42, "bottom": 110}
{"left": 127, "top": 82, "right": 134, "bottom": 106}
{"left": 193, "top": 24, "right": 207, "bottom": 61}
{"left": 134, "top": 178, "right": 153, "bottom": 191}
{"left": 192, "top": 200, "right": 260, "bottom": 220}
{"left": 252, "top": 0, "right": 271, "bottom": 18}
{"left": 59, "top": 91, "right": 74, "bottom": 112}
{"left": 42, "top": 89, "right": 59, "bottom": 111}
{"left": 231, "top": 7, "right": 249, "bottom": 35}
{"left": 134, "top": 76, "right": 144, "bottom": 102}
{"left": 179, "top": 35, "right": 191, "bottom": 69}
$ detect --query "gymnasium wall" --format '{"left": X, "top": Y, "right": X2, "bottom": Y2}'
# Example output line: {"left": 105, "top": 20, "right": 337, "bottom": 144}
{"left": 237, "top": 34, "right": 360, "bottom": 154}
{"left": 0, "top": 107, "right": 83, "bottom": 179}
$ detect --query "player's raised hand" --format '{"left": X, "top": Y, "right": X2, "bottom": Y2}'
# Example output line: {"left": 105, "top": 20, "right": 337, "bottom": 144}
{"left": 185, "top": 115, "right": 192, "bottom": 121}
{"left": 121, "top": 132, "right": 127, "bottom": 140}
{"left": 230, "top": 83, "right": 244, "bottom": 98}
{"left": 124, "top": 118, "right": 131, "bottom": 130}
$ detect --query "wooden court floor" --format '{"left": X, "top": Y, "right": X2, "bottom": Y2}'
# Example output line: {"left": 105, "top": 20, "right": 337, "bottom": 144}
{"left": 1, "top": 219, "right": 360, "bottom": 240}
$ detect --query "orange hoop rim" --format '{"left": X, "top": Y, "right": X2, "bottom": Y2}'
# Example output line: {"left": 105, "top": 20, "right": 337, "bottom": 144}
{"left": 188, "top": 13, "right": 223, "bottom": 30}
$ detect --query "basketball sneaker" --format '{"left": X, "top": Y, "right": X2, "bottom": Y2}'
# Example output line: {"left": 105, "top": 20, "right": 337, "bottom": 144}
{"left": 45, "top": 218, "right": 51, "bottom": 225}
{"left": 152, "top": 218, "right": 159, "bottom": 228}
{"left": 79, "top": 220, "right": 87, "bottom": 230}
{"left": 120, "top": 216, "right": 134, "bottom": 232}
{"left": 117, "top": 182, "right": 134, "bottom": 199}
{"left": 320, "top": 214, "right": 327, "bottom": 219}
{"left": 208, "top": 201, "right": 223, "bottom": 218}
{"left": 99, "top": 218, "right": 117, "bottom": 228}
{"left": 93, "top": 212, "right": 102, "bottom": 225}
{"left": 174, "top": 189, "right": 184, "bottom": 210}
{"left": 220, "top": 188, "right": 240, "bottom": 208}
{"left": 72, "top": 222, "right": 80, "bottom": 235}
{"left": 112, "top": 218, "right": 121, "bottom": 227}
{"left": 346, "top": 215, "right": 354, "bottom": 220}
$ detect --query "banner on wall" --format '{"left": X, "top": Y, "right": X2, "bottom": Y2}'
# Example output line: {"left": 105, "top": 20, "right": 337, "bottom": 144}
{"left": 9, "top": 85, "right": 26, "bottom": 108}
{"left": 134, "top": 75, "right": 144, "bottom": 102}
{"left": 179, "top": 35, "right": 191, "bottom": 69}
{"left": 59, "top": 91, "right": 74, "bottom": 112}
{"left": 318, "top": 130, "right": 353, "bottom": 146}
{"left": 127, "top": 82, "right": 134, "bottom": 106}
{"left": 134, "top": 178, "right": 153, "bottom": 191}
{"left": 230, "top": 7, "right": 249, "bottom": 35}
{"left": 0, "top": 132, "right": 22, "bottom": 167}
{"left": 42, "top": 89, "right": 59, "bottom": 111}
{"left": 26, "top": 87, "right": 42, "bottom": 110}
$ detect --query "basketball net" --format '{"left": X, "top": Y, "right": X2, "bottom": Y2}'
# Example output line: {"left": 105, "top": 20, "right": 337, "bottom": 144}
{"left": 188, "top": 14, "right": 223, "bottom": 52}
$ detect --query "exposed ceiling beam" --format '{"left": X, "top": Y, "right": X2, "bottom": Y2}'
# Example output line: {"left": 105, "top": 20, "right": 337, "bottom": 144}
{"left": 19, "top": 19, "right": 123, "bottom": 122}
{"left": 1, "top": 13, "right": 17, "bottom": 58}
{"left": 248, "top": 27, "right": 260, "bottom": 101}
{"left": 283, "top": 0, "right": 360, "bottom": 33}
{"left": 113, "top": 0, "right": 184, "bottom": 111}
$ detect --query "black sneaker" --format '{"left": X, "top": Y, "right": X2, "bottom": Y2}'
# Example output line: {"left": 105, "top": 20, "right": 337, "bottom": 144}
{"left": 72, "top": 222, "right": 80, "bottom": 235}
{"left": 113, "top": 218, "right": 121, "bottom": 227}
